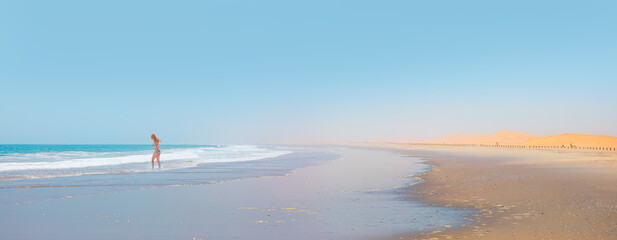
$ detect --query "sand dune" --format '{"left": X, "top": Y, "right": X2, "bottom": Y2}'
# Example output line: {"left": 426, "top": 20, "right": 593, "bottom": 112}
{"left": 430, "top": 130, "right": 540, "bottom": 145}
{"left": 522, "top": 133, "right": 617, "bottom": 148}
{"left": 427, "top": 131, "right": 617, "bottom": 149}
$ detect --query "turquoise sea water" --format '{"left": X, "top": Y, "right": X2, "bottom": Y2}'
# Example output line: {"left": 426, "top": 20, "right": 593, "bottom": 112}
{"left": 0, "top": 144, "right": 290, "bottom": 178}
{"left": 0, "top": 144, "right": 336, "bottom": 205}
{"left": 0, "top": 144, "right": 212, "bottom": 155}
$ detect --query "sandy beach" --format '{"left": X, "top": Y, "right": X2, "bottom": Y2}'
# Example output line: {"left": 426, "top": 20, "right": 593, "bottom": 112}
{"left": 375, "top": 144, "right": 617, "bottom": 239}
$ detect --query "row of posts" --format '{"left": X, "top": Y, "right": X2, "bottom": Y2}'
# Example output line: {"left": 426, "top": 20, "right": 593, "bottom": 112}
{"left": 427, "top": 143, "right": 617, "bottom": 151}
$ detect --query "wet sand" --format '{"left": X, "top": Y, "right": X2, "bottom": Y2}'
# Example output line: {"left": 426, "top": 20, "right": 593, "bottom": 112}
{"left": 379, "top": 144, "right": 617, "bottom": 240}
{"left": 0, "top": 147, "right": 468, "bottom": 240}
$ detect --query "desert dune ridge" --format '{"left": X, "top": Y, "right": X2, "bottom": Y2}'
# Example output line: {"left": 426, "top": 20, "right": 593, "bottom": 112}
{"left": 521, "top": 133, "right": 617, "bottom": 148}
{"left": 407, "top": 131, "right": 617, "bottom": 151}
{"left": 429, "top": 130, "right": 540, "bottom": 145}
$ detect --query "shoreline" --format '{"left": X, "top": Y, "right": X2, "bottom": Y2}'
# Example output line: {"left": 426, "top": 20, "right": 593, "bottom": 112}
{"left": 0, "top": 146, "right": 467, "bottom": 239}
{"left": 364, "top": 143, "right": 617, "bottom": 239}
{"left": 4, "top": 143, "right": 614, "bottom": 239}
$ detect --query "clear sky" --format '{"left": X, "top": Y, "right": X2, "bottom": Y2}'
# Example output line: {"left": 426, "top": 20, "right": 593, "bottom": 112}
{"left": 1, "top": 0, "right": 616, "bottom": 144}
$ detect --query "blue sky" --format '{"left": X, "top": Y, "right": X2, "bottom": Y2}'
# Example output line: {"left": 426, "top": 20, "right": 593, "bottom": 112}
{"left": 1, "top": 0, "right": 616, "bottom": 144}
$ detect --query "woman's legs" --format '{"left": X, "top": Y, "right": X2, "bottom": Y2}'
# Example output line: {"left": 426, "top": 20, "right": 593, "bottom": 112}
{"left": 151, "top": 153, "right": 156, "bottom": 168}
{"left": 156, "top": 152, "right": 161, "bottom": 168}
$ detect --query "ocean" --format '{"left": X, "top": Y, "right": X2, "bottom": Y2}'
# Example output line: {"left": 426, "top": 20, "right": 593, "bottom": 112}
{"left": 0, "top": 144, "right": 292, "bottom": 179}
{"left": 0, "top": 144, "right": 335, "bottom": 205}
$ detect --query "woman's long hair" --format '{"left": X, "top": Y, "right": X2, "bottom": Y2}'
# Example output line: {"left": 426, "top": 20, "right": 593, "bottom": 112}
{"left": 150, "top": 133, "right": 161, "bottom": 143}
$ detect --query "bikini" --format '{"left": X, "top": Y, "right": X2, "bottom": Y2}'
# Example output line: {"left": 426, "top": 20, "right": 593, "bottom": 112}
{"left": 153, "top": 143, "right": 161, "bottom": 154}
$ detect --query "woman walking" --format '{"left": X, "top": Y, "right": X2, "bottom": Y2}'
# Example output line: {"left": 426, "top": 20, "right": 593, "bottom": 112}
{"left": 151, "top": 134, "right": 161, "bottom": 168}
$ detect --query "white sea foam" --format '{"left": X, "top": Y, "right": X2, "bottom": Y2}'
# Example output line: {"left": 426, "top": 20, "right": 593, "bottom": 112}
{"left": 0, "top": 145, "right": 290, "bottom": 172}
{"left": 0, "top": 151, "right": 97, "bottom": 161}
